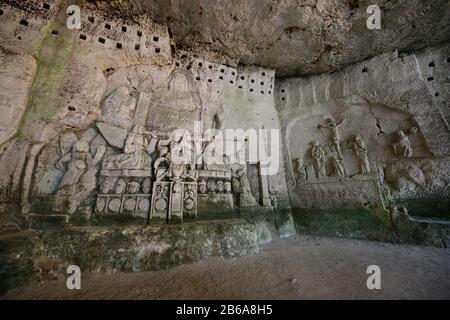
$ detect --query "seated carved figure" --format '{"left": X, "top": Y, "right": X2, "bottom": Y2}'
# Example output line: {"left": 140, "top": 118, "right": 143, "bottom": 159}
{"left": 56, "top": 141, "right": 92, "bottom": 189}
{"left": 103, "top": 125, "right": 152, "bottom": 170}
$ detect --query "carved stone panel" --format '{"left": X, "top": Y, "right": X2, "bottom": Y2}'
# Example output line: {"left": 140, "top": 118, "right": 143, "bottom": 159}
{"left": 183, "top": 182, "right": 198, "bottom": 219}
{"left": 169, "top": 182, "right": 184, "bottom": 222}
{"left": 150, "top": 181, "right": 171, "bottom": 221}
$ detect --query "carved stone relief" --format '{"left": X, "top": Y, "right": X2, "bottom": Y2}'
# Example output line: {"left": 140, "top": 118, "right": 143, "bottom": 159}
{"left": 393, "top": 130, "right": 413, "bottom": 158}
{"left": 350, "top": 135, "right": 371, "bottom": 176}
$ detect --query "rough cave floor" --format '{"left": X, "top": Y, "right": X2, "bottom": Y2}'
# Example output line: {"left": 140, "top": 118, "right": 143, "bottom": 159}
{"left": 5, "top": 235, "right": 450, "bottom": 300}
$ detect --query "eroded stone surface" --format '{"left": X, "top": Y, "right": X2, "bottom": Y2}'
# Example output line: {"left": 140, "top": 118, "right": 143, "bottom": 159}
{"left": 0, "top": 49, "right": 36, "bottom": 145}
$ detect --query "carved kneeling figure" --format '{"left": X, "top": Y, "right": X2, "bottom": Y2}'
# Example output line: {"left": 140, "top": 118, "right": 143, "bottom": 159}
{"left": 393, "top": 130, "right": 413, "bottom": 158}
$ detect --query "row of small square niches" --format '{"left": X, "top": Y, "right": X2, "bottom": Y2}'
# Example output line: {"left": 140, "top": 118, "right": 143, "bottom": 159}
{"left": 77, "top": 13, "right": 167, "bottom": 48}
{"left": 276, "top": 56, "right": 450, "bottom": 101}
{"left": 76, "top": 32, "right": 166, "bottom": 56}
{"left": 174, "top": 59, "right": 275, "bottom": 95}
{"left": 0, "top": 5, "right": 52, "bottom": 42}
{"left": 1, "top": 1, "right": 55, "bottom": 14}
{"left": 64, "top": 9, "right": 168, "bottom": 56}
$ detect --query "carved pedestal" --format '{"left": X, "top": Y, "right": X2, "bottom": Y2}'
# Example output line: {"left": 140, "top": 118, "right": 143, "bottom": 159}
{"left": 150, "top": 181, "right": 198, "bottom": 223}
{"left": 150, "top": 182, "right": 171, "bottom": 222}
{"left": 182, "top": 182, "right": 198, "bottom": 219}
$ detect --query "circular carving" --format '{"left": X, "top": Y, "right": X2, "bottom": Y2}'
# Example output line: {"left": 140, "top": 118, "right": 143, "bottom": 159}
{"left": 184, "top": 198, "right": 195, "bottom": 211}
{"left": 138, "top": 198, "right": 150, "bottom": 212}
{"left": 108, "top": 198, "right": 121, "bottom": 212}
{"left": 96, "top": 198, "right": 106, "bottom": 212}
{"left": 123, "top": 198, "right": 136, "bottom": 212}
{"left": 155, "top": 198, "right": 167, "bottom": 212}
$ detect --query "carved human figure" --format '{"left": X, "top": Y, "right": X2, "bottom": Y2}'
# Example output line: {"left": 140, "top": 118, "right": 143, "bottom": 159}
{"left": 216, "top": 180, "right": 224, "bottom": 193}
{"left": 224, "top": 181, "right": 232, "bottom": 194}
{"left": 318, "top": 118, "right": 347, "bottom": 159}
{"left": 79, "top": 145, "right": 106, "bottom": 193}
{"left": 352, "top": 135, "right": 371, "bottom": 175}
{"left": 103, "top": 125, "right": 152, "bottom": 170}
{"left": 183, "top": 164, "right": 198, "bottom": 181}
{"left": 141, "top": 178, "right": 152, "bottom": 194}
{"left": 374, "top": 164, "right": 395, "bottom": 210}
{"left": 202, "top": 133, "right": 224, "bottom": 170}
{"left": 198, "top": 180, "right": 207, "bottom": 194}
{"left": 311, "top": 141, "right": 326, "bottom": 178}
{"left": 393, "top": 130, "right": 413, "bottom": 157}
{"left": 168, "top": 131, "right": 192, "bottom": 181}
{"left": 127, "top": 182, "right": 141, "bottom": 194}
{"left": 56, "top": 141, "right": 92, "bottom": 189}
{"left": 294, "top": 158, "right": 307, "bottom": 182}
{"left": 237, "top": 169, "right": 257, "bottom": 207}
{"left": 207, "top": 180, "right": 217, "bottom": 193}
{"left": 55, "top": 140, "right": 106, "bottom": 214}
{"left": 100, "top": 178, "right": 113, "bottom": 194}
{"left": 170, "top": 130, "right": 191, "bottom": 165}
{"left": 115, "top": 178, "right": 127, "bottom": 194}
{"left": 331, "top": 156, "right": 345, "bottom": 178}
{"left": 231, "top": 170, "right": 241, "bottom": 193}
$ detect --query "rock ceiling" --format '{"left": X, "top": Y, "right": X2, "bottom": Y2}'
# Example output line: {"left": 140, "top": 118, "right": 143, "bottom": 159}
{"left": 81, "top": 0, "right": 450, "bottom": 77}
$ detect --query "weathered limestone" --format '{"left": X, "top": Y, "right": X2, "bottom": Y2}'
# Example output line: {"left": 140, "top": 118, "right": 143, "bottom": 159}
{"left": 0, "top": 50, "right": 37, "bottom": 145}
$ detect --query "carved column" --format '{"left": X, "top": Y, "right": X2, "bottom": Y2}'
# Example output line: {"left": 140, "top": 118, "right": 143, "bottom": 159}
{"left": 259, "top": 162, "right": 271, "bottom": 207}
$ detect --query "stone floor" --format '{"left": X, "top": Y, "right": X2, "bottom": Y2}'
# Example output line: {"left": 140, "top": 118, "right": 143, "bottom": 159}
{"left": 4, "top": 235, "right": 450, "bottom": 299}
